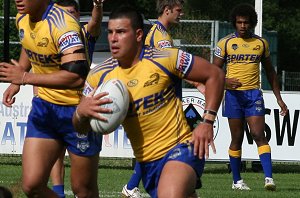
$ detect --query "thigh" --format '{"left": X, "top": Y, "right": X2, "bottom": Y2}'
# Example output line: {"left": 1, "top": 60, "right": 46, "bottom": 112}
{"left": 228, "top": 118, "right": 245, "bottom": 149}
{"left": 22, "top": 137, "right": 63, "bottom": 187}
{"left": 158, "top": 160, "right": 197, "bottom": 198}
{"left": 246, "top": 116, "right": 267, "bottom": 145}
{"left": 69, "top": 152, "right": 99, "bottom": 196}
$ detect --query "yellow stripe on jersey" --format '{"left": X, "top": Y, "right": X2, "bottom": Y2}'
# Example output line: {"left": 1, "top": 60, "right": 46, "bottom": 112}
{"left": 16, "top": 3, "right": 84, "bottom": 105}
{"left": 214, "top": 33, "right": 270, "bottom": 90}
{"left": 145, "top": 21, "right": 174, "bottom": 48}
{"left": 84, "top": 47, "right": 194, "bottom": 162}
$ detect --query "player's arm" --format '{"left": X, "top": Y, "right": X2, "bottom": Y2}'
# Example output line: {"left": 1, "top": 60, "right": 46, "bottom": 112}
{"left": 213, "top": 55, "right": 241, "bottom": 89}
{"left": 185, "top": 56, "right": 225, "bottom": 159}
{"left": 87, "top": 0, "right": 104, "bottom": 37}
{"left": 21, "top": 46, "right": 88, "bottom": 89}
{"left": 262, "top": 57, "right": 288, "bottom": 116}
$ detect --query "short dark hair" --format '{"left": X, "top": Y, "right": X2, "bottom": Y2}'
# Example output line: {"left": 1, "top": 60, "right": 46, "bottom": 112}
{"left": 230, "top": 3, "right": 258, "bottom": 29}
{"left": 56, "top": 0, "right": 79, "bottom": 12}
{"left": 109, "top": 5, "right": 144, "bottom": 31}
{"left": 156, "top": 0, "right": 184, "bottom": 16}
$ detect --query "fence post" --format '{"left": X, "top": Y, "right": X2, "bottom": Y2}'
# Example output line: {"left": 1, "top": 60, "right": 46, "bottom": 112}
{"left": 282, "top": 70, "right": 285, "bottom": 91}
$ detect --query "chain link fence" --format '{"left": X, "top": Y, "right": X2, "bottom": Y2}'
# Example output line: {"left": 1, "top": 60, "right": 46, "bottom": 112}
{"left": 1, "top": 16, "right": 300, "bottom": 91}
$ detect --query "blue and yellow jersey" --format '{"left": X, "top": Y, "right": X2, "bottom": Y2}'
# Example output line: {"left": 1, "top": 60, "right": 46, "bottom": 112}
{"left": 145, "top": 21, "right": 174, "bottom": 48}
{"left": 16, "top": 2, "right": 84, "bottom": 105}
{"left": 84, "top": 46, "right": 194, "bottom": 162}
{"left": 214, "top": 32, "right": 270, "bottom": 90}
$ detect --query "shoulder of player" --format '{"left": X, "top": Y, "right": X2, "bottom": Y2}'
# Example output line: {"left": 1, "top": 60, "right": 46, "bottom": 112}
{"left": 47, "top": 5, "right": 80, "bottom": 29}
{"left": 217, "top": 33, "right": 236, "bottom": 44}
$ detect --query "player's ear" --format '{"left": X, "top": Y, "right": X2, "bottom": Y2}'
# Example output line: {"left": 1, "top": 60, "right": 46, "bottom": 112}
{"left": 136, "top": 29, "right": 143, "bottom": 42}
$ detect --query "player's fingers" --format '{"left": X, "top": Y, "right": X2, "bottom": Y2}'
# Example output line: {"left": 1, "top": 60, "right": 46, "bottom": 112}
{"left": 210, "top": 141, "right": 216, "bottom": 155}
{"left": 10, "top": 59, "right": 19, "bottom": 66}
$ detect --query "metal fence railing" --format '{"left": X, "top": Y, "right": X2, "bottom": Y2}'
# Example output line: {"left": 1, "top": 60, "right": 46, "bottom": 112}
{"left": 281, "top": 70, "right": 300, "bottom": 91}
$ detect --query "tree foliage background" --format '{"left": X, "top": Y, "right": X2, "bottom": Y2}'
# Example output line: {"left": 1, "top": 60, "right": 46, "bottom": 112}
{"left": 1, "top": 0, "right": 299, "bottom": 72}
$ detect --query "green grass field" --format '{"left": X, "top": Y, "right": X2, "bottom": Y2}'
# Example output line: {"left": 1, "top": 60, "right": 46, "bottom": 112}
{"left": 1, "top": 156, "right": 300, "bottom": 198}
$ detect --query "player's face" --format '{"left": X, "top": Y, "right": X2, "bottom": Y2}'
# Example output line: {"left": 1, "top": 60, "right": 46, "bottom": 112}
{"left": 108, "top": 18, "right": 143, "bottom": 63}
{"left": 167, "top": 4, "right": 184, "bottom": 24}
{"left": 15, "top": 0, "right": 49, "bottom": 18}
{"left": 235, "top": 16, "right": 251, "bottom": 38}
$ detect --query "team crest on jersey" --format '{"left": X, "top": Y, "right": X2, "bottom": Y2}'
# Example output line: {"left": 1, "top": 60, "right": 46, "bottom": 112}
{"left": 144, "top": 73, "right": 160, "bottom": 87}
{"left": 19, "top": 29, "right": 24, "bottom": 41}
{"left": 176, "top": 50, "right": 192, "bottom": 75}
{"left": 58, "top": 31, "right": 82, "bottom": 52}
{"left": 182, "top": 95, "right": 219, "bottom": 140}
{"left": 231, "top": 44, "right": 238, "bottom": 50}
{"left": 37, "top": 38, "right": 49, "bottom": 47}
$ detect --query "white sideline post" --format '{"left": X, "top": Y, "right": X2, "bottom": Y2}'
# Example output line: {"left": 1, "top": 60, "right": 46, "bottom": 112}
{"left": 255, "top": 0, "right": 263, "bottom": 89}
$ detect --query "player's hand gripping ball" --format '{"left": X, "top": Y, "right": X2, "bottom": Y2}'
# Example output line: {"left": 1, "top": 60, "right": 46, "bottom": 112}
{"left": 90, "top": 79, "right": 129, "bottom": 134}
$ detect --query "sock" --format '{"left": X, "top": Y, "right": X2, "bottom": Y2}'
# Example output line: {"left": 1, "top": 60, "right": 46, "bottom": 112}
{"left": 52, "top": 185, "right": 65, "bottom": 198}
{"left": 229, "top": 149, "right": 242, "bottom": 183}
{"left": 127, "top": 162, "right": 142, "bottom": 190}
{"left": 258, "top": 145, "right": 272, "bottom": 178}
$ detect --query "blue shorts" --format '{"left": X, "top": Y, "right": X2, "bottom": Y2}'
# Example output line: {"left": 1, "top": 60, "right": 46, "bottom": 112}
{"left": 140, "top": 142, "right": 205, "bottom": 197}
{"left": 222, "top": 89, "right": 265, "bottom": 118}
{"left": 26, "top": 97, "right": 102, "bottom": 156}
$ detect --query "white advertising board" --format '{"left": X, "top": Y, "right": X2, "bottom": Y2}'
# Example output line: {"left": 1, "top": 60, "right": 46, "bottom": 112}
{"left": 1, "top": 84, "right": 299, "bottom": 161}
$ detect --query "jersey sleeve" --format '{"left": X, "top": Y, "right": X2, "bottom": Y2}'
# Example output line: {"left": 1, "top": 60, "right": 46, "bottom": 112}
{"left": 214, "top": 38, "right": 227, "bottom": 59}
{"left": 156, "top": 48, "right": 194, "bottom": 78}
{"left": 51, "top": 12, "right": 84, "bottom": 53}
{"left": 262, "top": 38, "right": 271, "bottom": 59}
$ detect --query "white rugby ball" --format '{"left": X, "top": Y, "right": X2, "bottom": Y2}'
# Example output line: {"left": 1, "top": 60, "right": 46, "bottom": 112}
{"left": 90, "top": 79, "right": 129, "bottom": 134}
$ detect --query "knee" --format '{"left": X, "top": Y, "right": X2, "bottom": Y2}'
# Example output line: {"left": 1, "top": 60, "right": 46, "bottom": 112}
{"left": 22, "top": 180, "right": 42, "bottom": 197}
{"left": 72, "top": 184, "right": 98, "bottom": 198}
{"left": 251, "top": 131, "right": 267, "bottom": 144}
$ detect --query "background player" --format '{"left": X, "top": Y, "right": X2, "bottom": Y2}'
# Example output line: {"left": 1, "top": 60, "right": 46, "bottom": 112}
{"left": 213, "top": 3, "right": 288, "bottom": 191}
{"left": 0, "top": 0, "right": 102, "bottom": 197}
{"left": 73, "top": 5, "right": 224, "bottom": 198}
{"left": 50, "top": 0, "right": 104, "bottom": 197}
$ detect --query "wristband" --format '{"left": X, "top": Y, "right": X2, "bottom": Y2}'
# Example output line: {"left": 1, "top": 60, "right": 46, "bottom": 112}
{"left": 202, "top": 118, "right": 214, "bottom": 125}
{"left": 204, "top": 109, "right": 217, "bottom": 116}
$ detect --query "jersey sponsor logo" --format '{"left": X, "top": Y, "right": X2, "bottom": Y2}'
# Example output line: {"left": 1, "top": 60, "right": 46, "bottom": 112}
{"left": 37, "top": 37, "right": 49, "bottom": 47}
{"left": 19, "top": 29, "right": 24, "bottom": 41}
{"left": 226, "top": 54, "right": 261, "bottom": 63}
{"left": 127, "top": 79, "right": 138, "bottom": 87}
{"left": 30, "top": 32, "right": 36, "bottom": 39}
{"left": 24, "top": 48, "right": 60, "bottom": 65}
{"left": 182, "top": 95, "right": 219, "bottom": 139}
{"left": 144, "top": 73, "right": 160, "bottom": 87}
{"left": 58, "top": 31, "right": 83, "bottom": 52}
{"left": 128, "top": 84, "right": 174, "bottom": 117}
{"left": 176, "top": 50, "right": 192, "bottom": 74}
{"left": 157, "top": 40, "right": 172, "bottom": 48}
